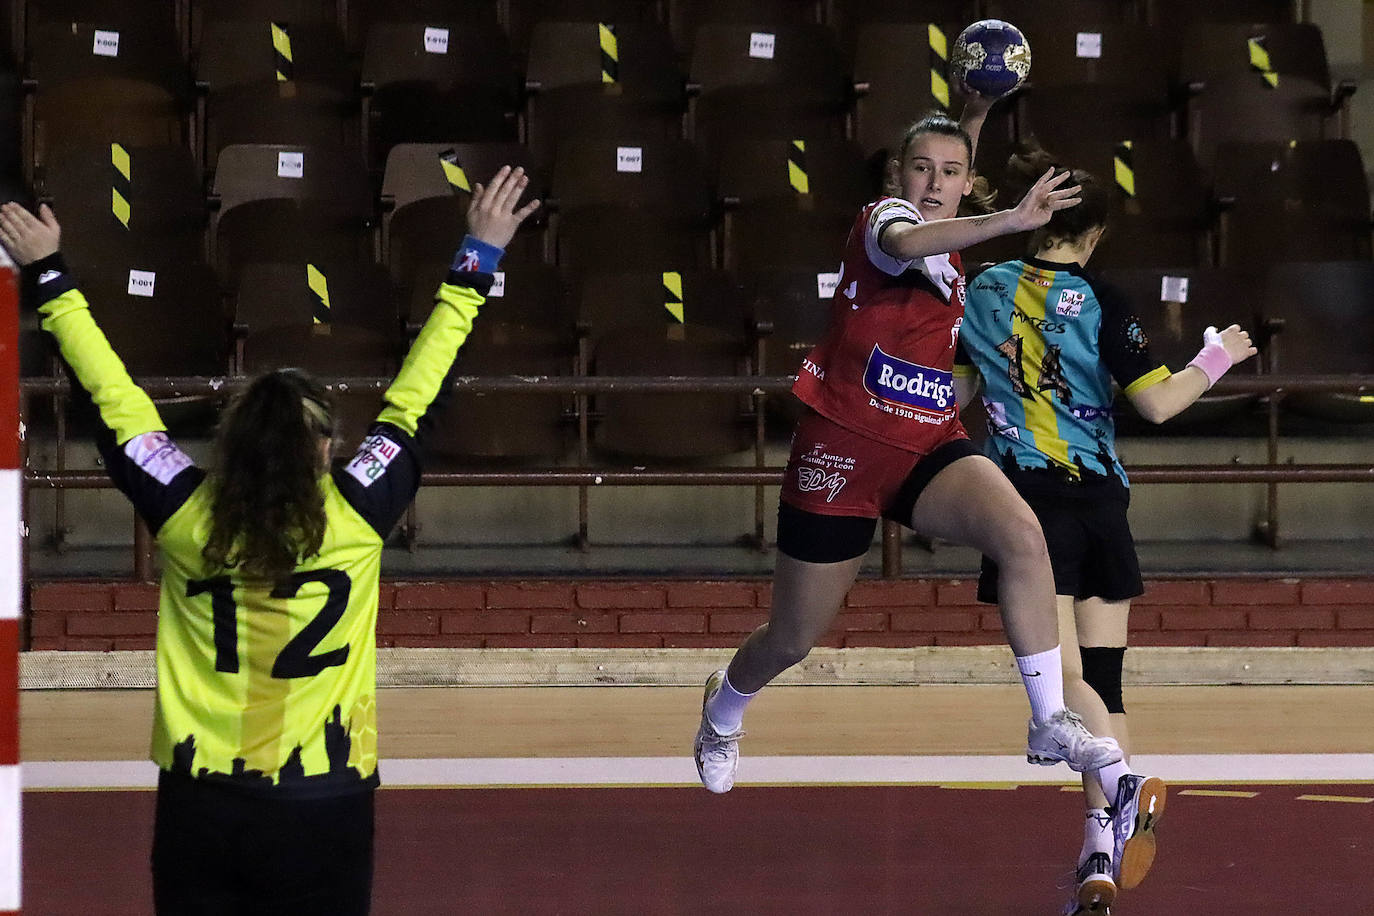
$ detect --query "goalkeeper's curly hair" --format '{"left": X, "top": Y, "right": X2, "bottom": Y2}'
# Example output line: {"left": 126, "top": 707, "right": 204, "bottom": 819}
{"left": 202, "top": 368, "right": 334, "bottom": 581}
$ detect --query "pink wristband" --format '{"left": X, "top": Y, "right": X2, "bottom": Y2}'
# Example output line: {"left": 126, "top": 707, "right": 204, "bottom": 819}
{"left": 1187, "top": 342, "right": 1231, "bottom": 390}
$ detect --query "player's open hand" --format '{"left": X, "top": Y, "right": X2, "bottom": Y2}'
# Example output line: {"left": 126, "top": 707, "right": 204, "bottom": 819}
{"left": 1206, "top": 324, "right": 1258, "bottom": 367}
{"left": 1011, "top": 168, "right": 1081, "bottom": 232}
{"left": 466, "top": 166, "right": 541, "bottom": 251}
{"left": 0, "top": 202, "right": 61, "bottom": 266}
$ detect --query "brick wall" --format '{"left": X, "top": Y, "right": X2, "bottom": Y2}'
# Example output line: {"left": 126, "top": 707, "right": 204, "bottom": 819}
{"left": 23, "top": 577, "right": 1374, "bottom": 651}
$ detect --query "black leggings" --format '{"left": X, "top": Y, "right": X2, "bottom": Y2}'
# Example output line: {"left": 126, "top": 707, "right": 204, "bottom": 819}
{"left": 152, "top": 770, "right": 375, "bottom": 916}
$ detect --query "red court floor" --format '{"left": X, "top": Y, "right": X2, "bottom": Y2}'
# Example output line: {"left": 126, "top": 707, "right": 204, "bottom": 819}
{"left": 23, "top": 783, "right": 1373, "bottom": 914}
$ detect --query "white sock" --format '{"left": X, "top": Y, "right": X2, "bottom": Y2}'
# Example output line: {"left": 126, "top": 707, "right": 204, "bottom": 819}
{"left": 1095, "top": 759, "right": 1132, "bottom": 803}
{"left": 1080, "top": 808, "right": 1114, "bottom": 862}
{"left": 705, "top": 670, "right": 754, "bottom": 735}
{"left": 1016, "top": 645, "right": 1066, "bottom": 725}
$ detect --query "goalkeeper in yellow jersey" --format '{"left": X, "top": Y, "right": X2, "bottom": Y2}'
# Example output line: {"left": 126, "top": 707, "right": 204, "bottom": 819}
{"left": 0, "top": 166, "right": 538, "bottom": 915}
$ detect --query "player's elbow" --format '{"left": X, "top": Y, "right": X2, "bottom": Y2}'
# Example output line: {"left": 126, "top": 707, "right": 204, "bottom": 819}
{"left": 1128, "top": 393, "right": 1172, "bottom": 425}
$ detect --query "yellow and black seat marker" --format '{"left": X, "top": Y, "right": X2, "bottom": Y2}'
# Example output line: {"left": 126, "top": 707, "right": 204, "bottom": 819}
{"left": 111, "top": 143, "right": 131, "bottom": 230}
{"left": 929, "top": 23, "right": 950, "bottom": 111}
{"left": 306, "top": 264, "right": 331, "bottom": 326}
{"left": 788, "top": 139, "right": 813, "bottom": 211}
{"left": 272, "top": 22, "right": 293, "bottom": 83}
{"left": 437, "top": 148, "right": 471, "bottom": 193}
{"left": 1113, "top": 141, "right": 1135, "bottom": 198}
{"left": 787, "top": 140, "right": 810, "bottom": 194}
{"left": 663, "top": 271, "right": 684, "bottom": 324}
{"left": 600, "top": 23, "right": 618, "bottom": 85}
{"left": 1248, "top": 36, "right": 1278, "bottom": 88}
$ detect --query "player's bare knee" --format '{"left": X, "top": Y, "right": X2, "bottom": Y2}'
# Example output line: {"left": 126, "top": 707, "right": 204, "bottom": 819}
{"left": 987, "top": 510, "right": 1048, "bottom": 567}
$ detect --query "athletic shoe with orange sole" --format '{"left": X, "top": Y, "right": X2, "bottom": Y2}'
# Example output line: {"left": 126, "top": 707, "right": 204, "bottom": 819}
{"left": 1111, "top": 773, "right": 1168, "bottom": 889}
{"left": 1062, "top": 851, "right": 1116, "bottom": 914}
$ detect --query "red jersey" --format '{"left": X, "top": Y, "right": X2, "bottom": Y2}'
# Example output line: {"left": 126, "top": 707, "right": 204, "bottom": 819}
{"left": 792, "top": 197, "right": 969, "bottom": 453}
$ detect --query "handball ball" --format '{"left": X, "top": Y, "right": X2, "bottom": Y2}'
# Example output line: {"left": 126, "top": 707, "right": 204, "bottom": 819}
{"left": 950, "top": 19, "right": 1032, "bottom": 98}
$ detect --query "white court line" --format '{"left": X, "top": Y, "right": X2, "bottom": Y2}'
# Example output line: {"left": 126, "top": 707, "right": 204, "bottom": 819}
{"left": 21, "top": 754, "right": 1374, "bottom": 790}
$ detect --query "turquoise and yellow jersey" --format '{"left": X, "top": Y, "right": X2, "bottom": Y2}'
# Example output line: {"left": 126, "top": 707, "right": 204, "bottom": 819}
{"left": 26, "top": 241, "right": 497, "bottom": 795}
{"left": 954, "top": 257, "right": 1169, "bottom": 486}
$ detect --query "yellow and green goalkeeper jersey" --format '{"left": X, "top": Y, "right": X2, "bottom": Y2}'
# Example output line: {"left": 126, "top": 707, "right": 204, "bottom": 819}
{"left": 27, "top": 241, "right": 499, "bottom": 796}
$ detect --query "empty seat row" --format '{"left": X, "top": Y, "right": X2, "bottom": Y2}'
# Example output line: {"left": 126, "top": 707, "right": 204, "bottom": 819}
{"left": 30, "top": 136, "right": 1368, "bottom": 297}
{"left": 11, "top": 10, "right": 1345, "bottom": 180}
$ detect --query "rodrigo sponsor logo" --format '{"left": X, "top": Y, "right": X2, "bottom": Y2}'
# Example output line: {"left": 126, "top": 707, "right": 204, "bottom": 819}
{"left": 862, "top": 345, "right": 956, "bottom": 420}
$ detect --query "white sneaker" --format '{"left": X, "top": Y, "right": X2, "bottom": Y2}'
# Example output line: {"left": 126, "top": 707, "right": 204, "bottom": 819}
{"left": 1061, "top": 851, "right": 1116, "bottom": 915}
{"left": 1111, "top": 773, "right": 1167, "bottom": 890}
{"left": 693, "top": 669, "right": 742, "bottom": 794}
{"left": 1026, "top": 708, "right": 1123, "bottom": 773}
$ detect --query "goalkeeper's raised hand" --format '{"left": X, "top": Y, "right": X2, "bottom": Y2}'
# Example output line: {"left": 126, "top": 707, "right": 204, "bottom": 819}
{"left": 0, "top": 202, "right": 62, "bottom": 266}
{"left": 466, "top": 166, "right": 541, "bottom": 251}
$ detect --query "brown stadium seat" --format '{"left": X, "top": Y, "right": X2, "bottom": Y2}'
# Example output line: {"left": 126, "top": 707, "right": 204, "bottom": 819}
{"left": 670, "top": 0, "right": 820, "bottom": 53}
{"left": 714, "top": 136, "right": 873, "bottom": 271}
{"left": 509, "top": 0, "right": 660, "bottom": 56}
{"left": 24, "top": 13, "right": 188, "bottom": 181}
{"left": 380, "top": 142, "right": 547, "bottom": 312}
{"left": 360, "top": 19, "right": 520, "bottom": 168}
{"left": 743, "top": 267, "right": 837, "bottom": 430}
{"left": 852, "top": 21, "right": 1015, "bottom": 170}
{"left": 421, "top": 320, "right": 571, "bottom": 462}
{"left": 209, "top": 143, "right": 373, "bottom": 283}
{"left": 1012, "top": 21, "right": 1174, "bottom": 150}
{"left": 1260, "top": 260, "right": 1374, "bottom": 424}
{"left": 195, "top": 19, "right": 357, "bottom": 169}
{"left": 1179, "top": 24, "right": 1350, "bottom": 170}
{"left": 191, "top": 0, "right": 340, "bottom": 47}
{"left": 687, "top": 22, "right": 851, "bottom": 154}
{"left": 1095, "top": 265, "right": 1263, "bottom": 429}
{"left": 982, "top": 0, "right": 1135, "bottom": 25}
{"left": 1180, "top": 23, "right": 1331, "bottom": 90}
{"left": 38, "top": 142, "right": 206, "bottom": 269}
{"left": 827, "top": 0, "right": 973, "bottom": 54}
{"left": 524, "top": 20, "right": 686, "bottom": 173}
{"left": 78, "top": 258, "right": 229, "bottom": 432}
{"left": 574, "top": 269, "right": 753, "bottom": 459}
{"left": 81, "top": 260, "right": 228, "bottom": 375}
{"left": 231, "top": 262, "right": 399, "bottom": 345}
{"left": 1016, "top": 137, "right": 1211, "bottom": 270}
{"left": 1144, "top": 0, "right": 1299, "bottom": 26}
{"left": 346, "top": 0, "right": 500, "bottom": 51}
{"left": 549, "top": 137, "right": 713, "bottom": 273}
{"left": 1213, "top": 140, "right": 1372, "bottom": 267}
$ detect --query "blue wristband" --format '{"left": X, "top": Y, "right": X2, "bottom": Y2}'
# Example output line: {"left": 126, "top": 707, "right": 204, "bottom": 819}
{"left": 451, "top": 236, "right": 504, "bottom": 274}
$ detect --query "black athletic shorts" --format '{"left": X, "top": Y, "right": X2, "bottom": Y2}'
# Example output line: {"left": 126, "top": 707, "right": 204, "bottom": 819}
{"left": 977, "top": 467, "right": 1144, "bottom": 604}
{"left": 152, "top": 769, "right": 375, "bottom": 916}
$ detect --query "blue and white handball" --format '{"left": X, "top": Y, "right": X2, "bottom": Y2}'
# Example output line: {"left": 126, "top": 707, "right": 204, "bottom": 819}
{"left": 950, "top": 19, "right": 1032, "bottom": 99}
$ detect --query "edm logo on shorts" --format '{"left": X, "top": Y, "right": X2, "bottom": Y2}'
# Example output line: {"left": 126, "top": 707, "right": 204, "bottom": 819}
{"left": 796, "top": 467, "right": 847, "bottom": 502}
{"left": 862, "top": 345, "right": 955, "bottom": 416}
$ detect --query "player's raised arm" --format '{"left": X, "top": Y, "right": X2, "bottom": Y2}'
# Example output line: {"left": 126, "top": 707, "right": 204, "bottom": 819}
{"left": 0, "top": 202, "right": 200, "bottom": 531}
{"left": 335, "top": 167, "right": 540, "bottom": 535}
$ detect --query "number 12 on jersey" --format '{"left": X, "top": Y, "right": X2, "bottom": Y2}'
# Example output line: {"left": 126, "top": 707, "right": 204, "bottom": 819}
{"left": 186, "top": 570, "right": 353, "bottom": 678}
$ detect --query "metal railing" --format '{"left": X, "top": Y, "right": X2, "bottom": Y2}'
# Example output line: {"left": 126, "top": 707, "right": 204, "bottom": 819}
{"left": 19, "top": 373, "right": 1374, "bottom": 581}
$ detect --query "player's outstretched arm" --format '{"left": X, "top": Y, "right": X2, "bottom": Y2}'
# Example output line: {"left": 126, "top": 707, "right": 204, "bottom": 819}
{"left": 338, "top": 167, "right": 542, "bottom": 535}
{"left": 0, "top": 202, "right": 166, "bottom": 446}
{"left": 881, "top": 168, "right": 1081, "bottom": 262}
{"left": 1127, "top": 325, "right": 1258, "bottom": 424}
{"left": 0, "top": 203, "right": 199, "bottom": 531}
{"left": 376, "top": 165, "right": 541, "bottom": 440}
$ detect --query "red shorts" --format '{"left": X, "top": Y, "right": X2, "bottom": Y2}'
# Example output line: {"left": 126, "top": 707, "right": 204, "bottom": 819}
{"left": 779, "top": 410, "right": 971, "bottom": 520}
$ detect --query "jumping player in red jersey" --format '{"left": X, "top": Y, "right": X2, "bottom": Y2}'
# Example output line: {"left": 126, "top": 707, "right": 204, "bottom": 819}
{"left": 694, "top": 93, "right": 1124, "bottom": 799}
